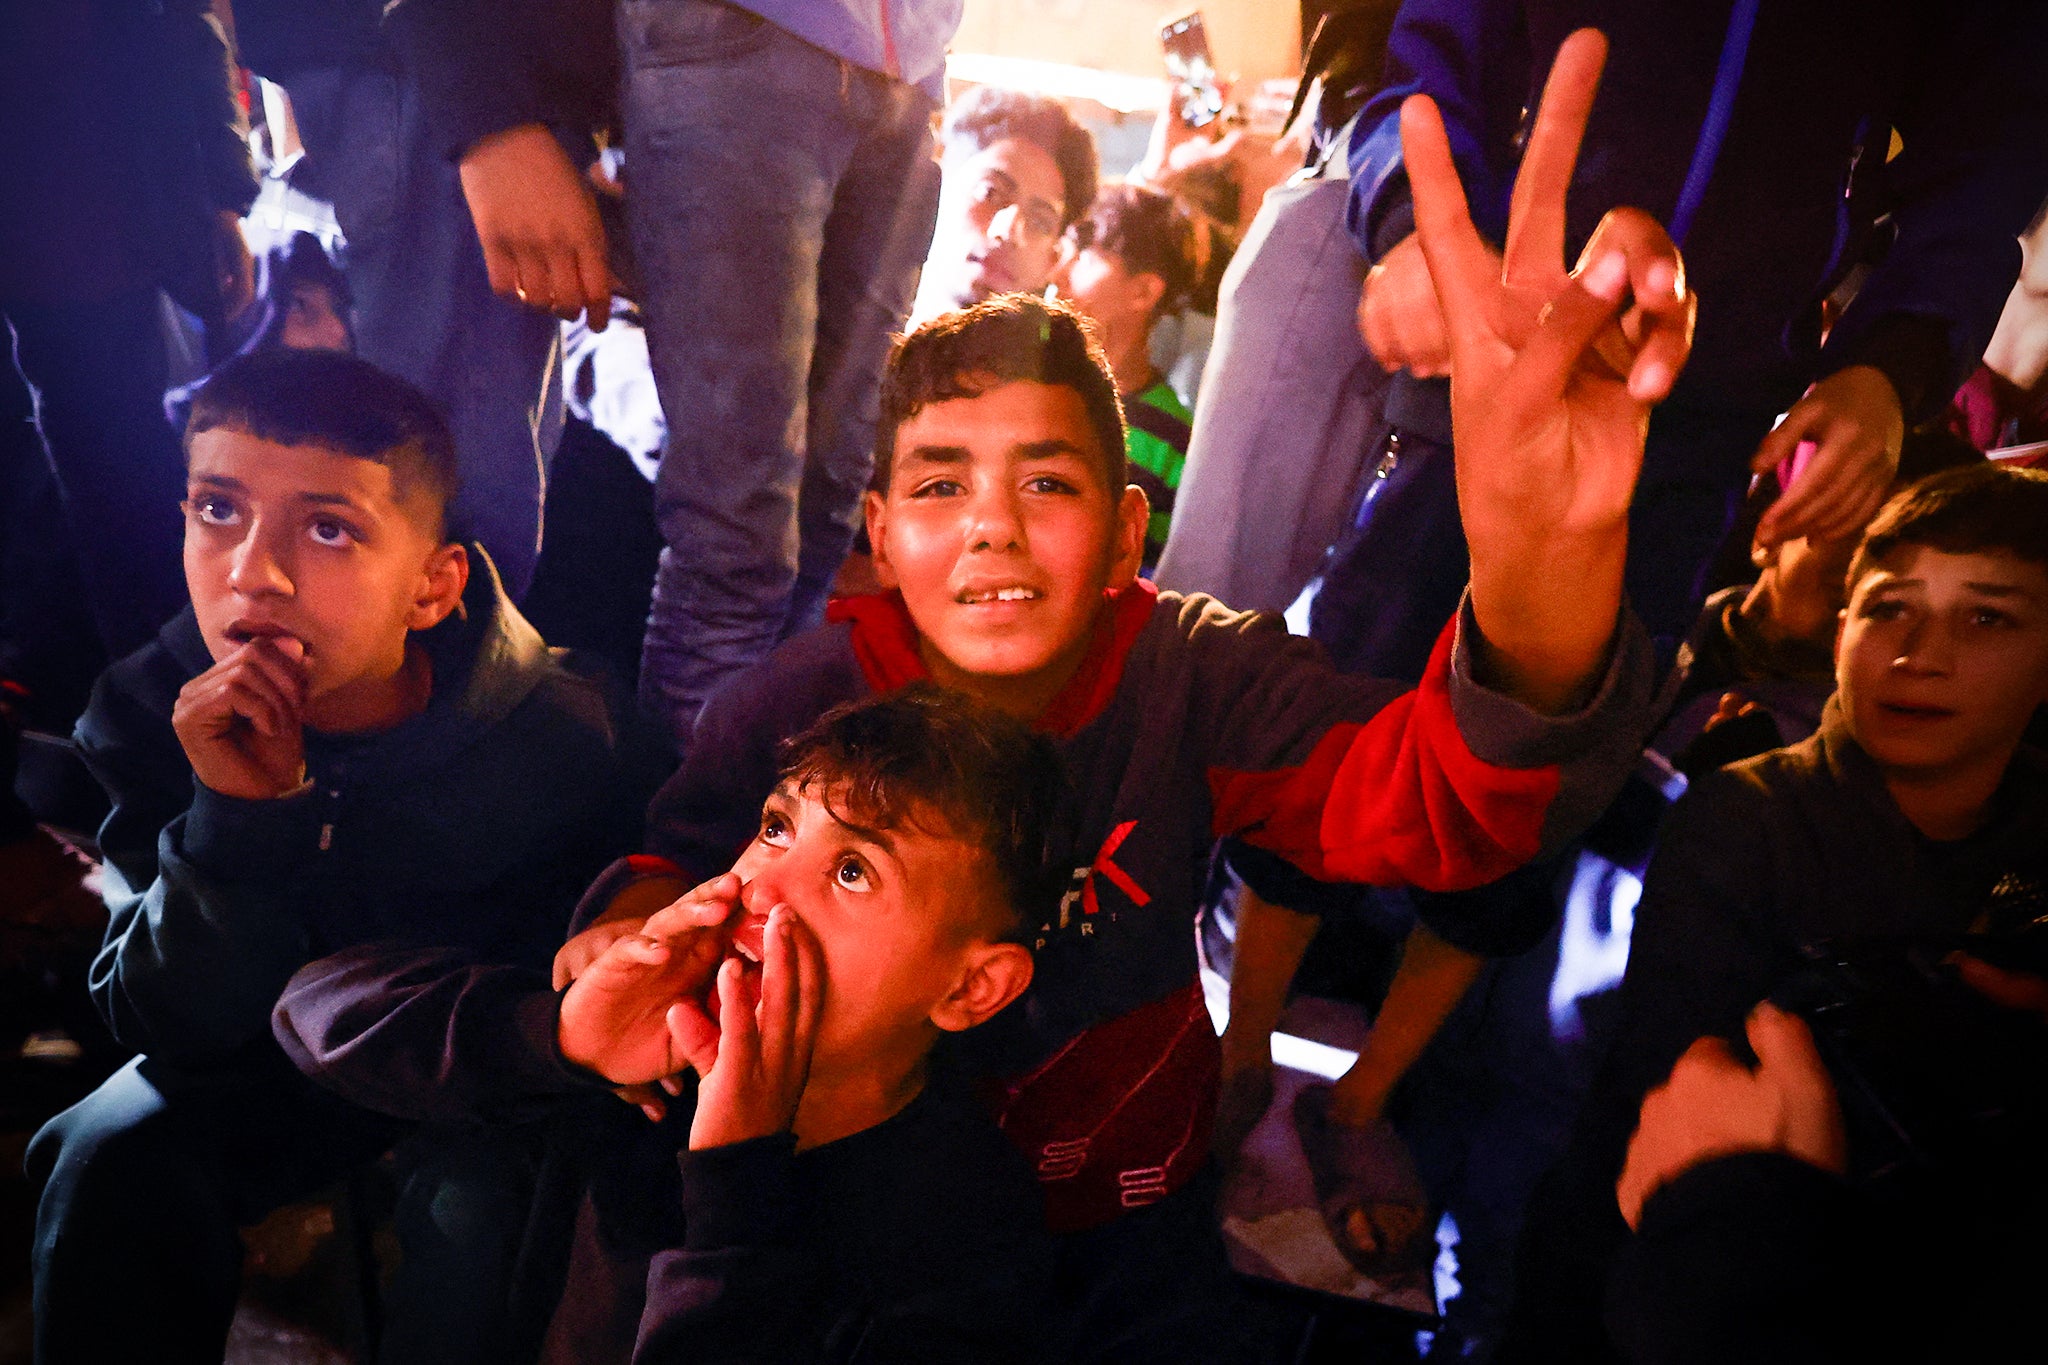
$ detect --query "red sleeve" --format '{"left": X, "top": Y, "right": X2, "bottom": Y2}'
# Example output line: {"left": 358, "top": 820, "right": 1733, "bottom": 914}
{"left": 1206, "top": 618, "right": 1560, "bottom": 892}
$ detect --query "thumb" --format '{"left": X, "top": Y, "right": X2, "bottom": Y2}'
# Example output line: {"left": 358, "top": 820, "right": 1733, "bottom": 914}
{"left": 1745, "top": 1001, "right": 1823, "bottom": 1079}
{"left": 666, "top": 999, "right": 721, "bottom": 1078}
{"left": 1746, "top": 1002, "right": 1844, "bottom": 1170}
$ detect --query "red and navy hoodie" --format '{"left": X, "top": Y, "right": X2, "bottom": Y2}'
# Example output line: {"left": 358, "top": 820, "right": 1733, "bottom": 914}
{"left": 593, "top": 581, "right": 1655, "bottom": 1232}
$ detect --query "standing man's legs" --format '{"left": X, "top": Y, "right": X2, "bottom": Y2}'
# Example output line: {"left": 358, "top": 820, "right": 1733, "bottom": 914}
{"left": 786, "top": 94, "right": 940, "bottom": 637}
{"left": 286, "top": 63, "right": 564, "bottom": 601}
{"left": 621, "top": 0, "right": 938, "bottom": 740}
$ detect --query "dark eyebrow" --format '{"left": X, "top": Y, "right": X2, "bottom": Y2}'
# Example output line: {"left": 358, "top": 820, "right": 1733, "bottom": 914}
{"left": 187, "top": 473, "right": 247, "bottom": 492}
{"left": 1964, "top": 582, "right": 2040, "bottom": 600}
{"left": 900, "top": 444, "right": 971, "bottom": 467}
{"left": 824, "top": 809, "right": 900, "bottom": 864}
{"left": 300, "top": 492, "right": 373, "bottom": 512}
{"left": 1015, "top": 439, "right": 1092, "bottom": 462}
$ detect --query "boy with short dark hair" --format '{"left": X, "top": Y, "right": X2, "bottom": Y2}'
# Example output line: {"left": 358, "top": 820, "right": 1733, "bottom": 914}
{"left": 571, "top": 39, "right": 1692, "bottom": 1354}
{"left": 274, "top": 686, "right": 1064, "bottom": 1364}
{"left": 26, "top": 347, "right": 642, "bottom": 1365}
{"left": 1507, "top": 462, "right": 2048, "bottom": 1362}
{"left": 1051, "top": 182, "right": 1201, "bottom": 568}
{"left": 911, "top": 86, "right": 1099, "bottom": 322}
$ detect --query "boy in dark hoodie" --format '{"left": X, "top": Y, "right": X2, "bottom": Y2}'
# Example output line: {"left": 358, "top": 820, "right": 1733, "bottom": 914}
{"left": 1508, "top": 462, "right": 2048, "bottom": 1361}
{"left": 549, "top": 37, "right": 1686, "bottom": 1359}
{"left": 277, "top": 687, "right": 1063, "bottom": 1365}
{"left": 26, "top": 348, "right": 642, "bottom": 1365}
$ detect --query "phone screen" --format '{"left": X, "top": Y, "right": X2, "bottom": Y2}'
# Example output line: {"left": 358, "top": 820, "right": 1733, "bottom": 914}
{"left": 1160, "top": 11, "right": 1224, "bottom": 127}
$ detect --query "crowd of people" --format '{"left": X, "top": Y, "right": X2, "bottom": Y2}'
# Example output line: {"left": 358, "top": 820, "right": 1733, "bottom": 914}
{"left": 4, "top": 2, "right": 2047, "bottom": 1363}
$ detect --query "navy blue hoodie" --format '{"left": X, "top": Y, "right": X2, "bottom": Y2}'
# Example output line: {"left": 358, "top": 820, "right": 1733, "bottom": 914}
{"left": 76, "top": 548, "right": 643, "bottom": 1069}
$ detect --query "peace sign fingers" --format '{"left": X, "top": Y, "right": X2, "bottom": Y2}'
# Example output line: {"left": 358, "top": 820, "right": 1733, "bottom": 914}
{"left": 1501, "top": 29, "right": 1607, "bottom": 291}
{"left": 1400, "top": 93, "right": 1501, "bottom": 355}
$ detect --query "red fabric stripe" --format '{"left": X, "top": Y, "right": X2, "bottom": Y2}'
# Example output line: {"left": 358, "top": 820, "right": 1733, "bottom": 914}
{"left": 1207, "top": 616, "right": 1561, "bottom": 892}
{"left": 825, "top": 581, "right": 1159, "bottom": 738}
{"left": 625, "top": 854, "right": 685, "bottom": 877}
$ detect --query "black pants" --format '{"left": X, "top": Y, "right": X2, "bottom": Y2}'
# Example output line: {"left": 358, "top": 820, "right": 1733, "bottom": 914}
{"left": 28, "top": 1054, "right": 538, "bottom": 1365}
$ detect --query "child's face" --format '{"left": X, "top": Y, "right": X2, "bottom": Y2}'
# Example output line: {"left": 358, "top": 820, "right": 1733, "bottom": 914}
{"left": 184, "top": 428, "right": 464, "bottom": 703}
{"left": 1837, "top": 546, "right": 2048, "bottom": 780}
{"left": 726, "top": 779, "right": 1028, "bottom": 1069}
{"left": 865, "top": 380, "right": 1145, "bottom": 708}
{"left": 1049, "top": 242, "right": 1158, "bottom": 343}
{"left": 281, "top": 283, "right": 350, "bottom": 353}
{"left": 927, "top": 138, "right": 1067, "bottom": 310}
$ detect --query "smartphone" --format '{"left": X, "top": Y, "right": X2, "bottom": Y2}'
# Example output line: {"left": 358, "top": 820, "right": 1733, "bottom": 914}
{"left": 1160, "top": 11, "right": 1225, "bottom": 128}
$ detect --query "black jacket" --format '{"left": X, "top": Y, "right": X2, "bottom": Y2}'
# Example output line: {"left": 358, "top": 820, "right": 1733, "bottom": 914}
{"left": 77, "top": 549, "right": 642, "bottom": 1069}
{"left": 1503, "top": 704, "right": 2048, "bottom": 1362}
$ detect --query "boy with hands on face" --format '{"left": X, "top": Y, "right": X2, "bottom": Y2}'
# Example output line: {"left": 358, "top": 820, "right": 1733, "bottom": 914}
{"left": 277, "top": 688, "right": 1061, "bottom": 1365}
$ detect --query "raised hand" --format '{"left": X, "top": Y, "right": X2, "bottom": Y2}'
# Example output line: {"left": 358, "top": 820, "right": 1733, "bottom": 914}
{"left": 668, "top": 905, "right": 825, "bottom": 1151}
{"left": 1750, "top": 366, "right": 1905, "bottom": 549}
{"left": 1406, "top": 29, "right": 1696, "bottom": 712}
{"left": 556, "top": 876, "right": 741, "bottom": 1087}
{"left": 171, "top": 637, "right": 310, "bottom": 800}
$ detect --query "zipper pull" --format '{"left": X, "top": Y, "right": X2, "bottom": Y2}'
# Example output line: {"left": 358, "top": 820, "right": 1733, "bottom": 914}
{"left": 319, "top": 823, "right": 333, "bottom": 852}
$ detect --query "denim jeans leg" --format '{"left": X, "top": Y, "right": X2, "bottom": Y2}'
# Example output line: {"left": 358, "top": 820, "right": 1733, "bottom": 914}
{"left": 622, "top": 0, "right": 929, "bottom": 739}
{"left": 285, "top": 63, "right": 564, "bottom": 601}
{"left": 784, "top": 81, "right": 940, "bottom": 639}
{"left": 5, "top": 292, "right": 188, "bottom": 659}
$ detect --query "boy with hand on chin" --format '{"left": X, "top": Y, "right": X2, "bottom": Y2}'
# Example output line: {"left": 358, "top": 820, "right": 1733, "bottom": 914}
{"left": 275, "top": 688, "right": 1063, "bottom": 1365}
{"left": 568, "top": 30, "right": 1692, "bottom": 1356}
{"left": 28, "top": 348, "right": 641, "bottom": 1365}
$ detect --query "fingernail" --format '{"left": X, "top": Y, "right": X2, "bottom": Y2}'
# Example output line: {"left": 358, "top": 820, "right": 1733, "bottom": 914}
{"left": 1630, "top": 361, "right": 1670, "bottom": 399}
{"left": 1646, "top": 260, "right": 1678, "bottom": 300}
{"left": 1584, "top": 252, "right": 1627, "bottom": 301}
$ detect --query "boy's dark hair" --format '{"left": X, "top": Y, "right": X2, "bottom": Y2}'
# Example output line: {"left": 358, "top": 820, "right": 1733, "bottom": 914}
{"left": 1849, "top": 463, "right": 2048, "bottom": 589}
{"left": 1072, "top": 183, "right": 1200, "bottom": 319}
{"left": 941, "top": 85, "right": 1099, "bottom": 228}
{"left": 186, "top": 349, "right": 459, "bottom": 534}
{"left": 875, "top": 295, "right": 1128, "bottom": 495}
{"left": 778, "top": 684, "right": 1071, "bottom": 940}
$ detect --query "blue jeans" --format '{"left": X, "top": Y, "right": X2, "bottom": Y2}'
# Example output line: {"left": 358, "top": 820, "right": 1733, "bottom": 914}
{"left": 284, "top": 62, "right": 564, "bottom": 601}
{"left": 620, "top": 0, "right": 941, "bottom": 741}
{"left": 28, "top": 1055, "right": 538, "bottom": 1365}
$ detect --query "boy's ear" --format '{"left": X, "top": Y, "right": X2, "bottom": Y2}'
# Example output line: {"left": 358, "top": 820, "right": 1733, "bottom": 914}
{"left": 865, "top": 489, "right": 901, "bottom": 590}
{"left": 407, "top": 542, "right": 469, "bottom": 631}
{"left": 1129, "top": 270, "right": 1167, "bottom": 321}
{"left": 1109, "top": 484, "right": 1149, "bottom": 587}
{"left": 931, "top": 941, "right": 1035, "bottom": 1034}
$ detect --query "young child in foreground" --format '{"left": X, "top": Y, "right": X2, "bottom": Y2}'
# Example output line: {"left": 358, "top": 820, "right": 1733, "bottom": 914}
{"left": 557, "top": 32, "right": 1688, "bottom": 1357}
{"left": 277, "top": 686, "right": 1063, "bottom": 1364}
{"left": 1507, "top": 462, "right": 2048, "bottom": 1363}
{"left": 27, "top": 348, "right": 641, "bottom": 1365}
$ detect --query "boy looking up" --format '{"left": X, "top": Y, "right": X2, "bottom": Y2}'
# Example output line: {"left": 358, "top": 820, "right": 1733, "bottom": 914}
{"left": 570, "top": 31, "right": 1685, "bottom": 1355}
{"left": 273, "top": 687, "right": 1062, "bottom": 1364}
{"left": 27, "top": 348, "right": 641, "bottom": 1365}
{"left": 1051, "top": 182, "right": 1201, "bottom": 570}
{"left": 1508, "top": 462, "right": 2048, "bottom": 1362}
